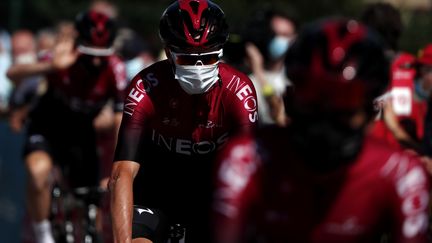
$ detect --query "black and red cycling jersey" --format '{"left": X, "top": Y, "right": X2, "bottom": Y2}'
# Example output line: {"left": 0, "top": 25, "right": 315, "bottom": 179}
{"left": 213, "top": 126, "right": 431, "bottom": 243}
{"left": 114, "top": 59, "right": 257, "bottom": 211}
{"left": 115, "top": 59, "right": 257, "bottom": 160}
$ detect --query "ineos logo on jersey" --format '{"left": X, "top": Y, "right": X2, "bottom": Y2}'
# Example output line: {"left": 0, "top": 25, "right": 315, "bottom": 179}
{"left": 151, "top": 129, "right": 228, "bottom": 155}
{"left": 124, "top": 73, "right": 160, "bottom": 116}
{"left": 144, "top": 73, "right": 159, "bottom": 91}
{"left": 227, "top": 75, "right": 258, "bottom": 123}
{"left": 124, "top": 79, "right": 145, "bottom": 116}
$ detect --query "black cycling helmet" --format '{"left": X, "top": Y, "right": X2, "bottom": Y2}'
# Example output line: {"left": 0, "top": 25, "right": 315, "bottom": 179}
{"left": 285, "top": 18, "right": 389, "bottom": 117}
{"left": 159, "top": 0, "right": 229, "bottom": 53}
{"left": 75, "top": 10, "right": 117, "bottom": 48}
{"left": 285, "top": 18, "right": 389, "bottom": 170}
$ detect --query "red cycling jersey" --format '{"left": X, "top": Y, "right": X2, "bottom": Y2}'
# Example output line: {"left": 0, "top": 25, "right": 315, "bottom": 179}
{"left": 43, "top": 54, "right": 127, "bottom": 115}
{"left": 213, "top": 126, "right": 431, "bottom": 243}
{"left": 114, "top": 59, "right": 258, "bottom": 161}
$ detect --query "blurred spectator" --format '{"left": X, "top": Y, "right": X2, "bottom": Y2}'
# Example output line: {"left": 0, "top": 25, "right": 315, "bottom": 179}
{"left": 361, "top": 2, "right": 402, "bottom": 60}
{"left": 243, "top": 8, "right": 297, "bottom": 127}
{"left": 8, "top": 30, "right": 42, "bottom": 133}
{"left": 114, "top": 28, "right": 157, "bottom": 81}
{"left": 55, "top": 20, "right": 77, "bottom": 40}
{"left": 35, "top": 28, "right": 57, "bottom": 58}
{"left": 0, "top": 29, "right": 11, "bottom": 114}
{"left": 0, "top": 27, "right": 25, "bottom": 243}
{"left": 362, "top": 3, "right": 425, "bottom": 152}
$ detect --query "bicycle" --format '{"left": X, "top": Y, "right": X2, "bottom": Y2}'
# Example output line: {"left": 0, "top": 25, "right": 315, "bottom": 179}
{"left": 168, "top": 223, "right": 186, "bottom": 243}
{"left": 50, "top": 180, "right": 106, "bottom": 243}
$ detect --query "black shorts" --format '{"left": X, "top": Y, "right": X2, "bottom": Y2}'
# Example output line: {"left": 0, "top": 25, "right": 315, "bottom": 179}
{"left": 132, "top": 203, "right": 212, "bottom": 243}
{"left": 132, "top": 205, "right": 171, "bottom": 242}
{"left": 23, "top": 127, "right": 99, "bottom": 188}
{"left": 130, "top": 152, "right": 214, "bottom": 242}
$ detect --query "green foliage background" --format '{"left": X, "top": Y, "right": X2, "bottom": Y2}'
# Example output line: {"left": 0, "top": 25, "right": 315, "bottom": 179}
{"left": 0, "top": 0, "right": 431, "bottom": 54}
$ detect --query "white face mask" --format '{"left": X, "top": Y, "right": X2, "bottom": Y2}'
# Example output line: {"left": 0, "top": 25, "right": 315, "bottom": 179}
{"left": 174, "top": 63, "right": 220, "bottom": 94}
{"left": 171, "top": 50, "right": 222, "bottom": 95}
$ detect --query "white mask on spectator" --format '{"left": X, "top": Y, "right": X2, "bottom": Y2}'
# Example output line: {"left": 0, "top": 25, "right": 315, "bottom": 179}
{"left": 15, "top": 53, "right": 36, "bottom": 64}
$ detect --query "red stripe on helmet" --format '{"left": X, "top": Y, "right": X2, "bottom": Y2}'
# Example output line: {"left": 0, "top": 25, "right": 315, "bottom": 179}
{"left": 179, "top": 0, "right": 210, "bottom": 46}
{"left": 179, "top": 0, "right": 209, "bottom": 30}
{"left": 89, "top": 11, "right": 110, "bottom": 47}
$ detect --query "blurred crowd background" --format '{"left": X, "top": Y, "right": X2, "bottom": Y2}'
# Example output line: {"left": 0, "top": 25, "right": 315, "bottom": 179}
{"left": 1, "top": 0, "right": 432, "bottom": 54}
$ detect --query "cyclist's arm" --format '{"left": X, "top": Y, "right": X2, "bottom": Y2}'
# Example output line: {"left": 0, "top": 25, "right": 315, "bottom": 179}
{"left": 7, "top": 62, "right": 54, "bottom": 85}
{"left": 113, "top": 111, "right": 123, "bottom": 142}
{"left": 109, "top": 70, "right": 153, "bottom": 243}
{"left": 213, "top": 137, "right": 260, "bottom": 243}
{"left": 386, "top": 154, "right": 431, "bottom": 242}
{"left": 7, "top": 37, "right": 77, "bottom": 85}
{"left": 109, "top": 160, "right": 140, "bottom": 243}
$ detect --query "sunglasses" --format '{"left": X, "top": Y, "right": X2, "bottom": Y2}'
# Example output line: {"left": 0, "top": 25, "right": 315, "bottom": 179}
{"left": 171, "top": 49, "right": 223, "bottom": 65}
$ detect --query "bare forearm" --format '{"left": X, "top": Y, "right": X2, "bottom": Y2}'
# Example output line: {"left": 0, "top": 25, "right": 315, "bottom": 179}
{"left": 113, "top": 112, "right": 123, "bottom": 144}
{"left": 110, "top": 170, "right": 134, "bottom": 243}
{"left": 6, "top": 62, "right": 54, "bottom": 85}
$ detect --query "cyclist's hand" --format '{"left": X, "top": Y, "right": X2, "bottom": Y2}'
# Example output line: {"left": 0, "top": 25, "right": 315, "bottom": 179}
{"left": 52, "top": 37, "right": 78, "bottom": 70}
{"left": 8, "top": 106, "right": 29, "bottom": 133}
{"left": 99, "top": 177, "right": 109, "bottom": 191}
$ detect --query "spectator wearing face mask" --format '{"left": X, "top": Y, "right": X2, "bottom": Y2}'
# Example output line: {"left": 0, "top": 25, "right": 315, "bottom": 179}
{"left": 113, "top": 28, "right": 157, "bottom": 82}
{"left": 243, "top": 8, "right": 298, "bottom": 127}
{"left": 8, "top": 30, "right": 44, "bottom": 133}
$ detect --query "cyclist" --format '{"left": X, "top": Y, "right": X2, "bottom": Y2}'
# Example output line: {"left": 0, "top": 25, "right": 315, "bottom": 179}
{"left": 108, "top": 0, "right": 258, "bottom": 242}
{"left": 7, "top": 10, "right": 126, "bottom": 243}
{"left": 212, "top": 18, "right": 431, "bottom": 243}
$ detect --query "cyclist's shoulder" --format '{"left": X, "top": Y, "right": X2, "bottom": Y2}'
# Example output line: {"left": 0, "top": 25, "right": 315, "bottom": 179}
{"left": 357, "top": 135, "right": 428, "bottom": 182}
{"left": 218, "top": 62, "right": 254, "bottom": 88}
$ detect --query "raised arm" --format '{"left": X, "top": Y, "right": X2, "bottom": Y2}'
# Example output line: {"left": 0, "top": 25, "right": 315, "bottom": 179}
{"left": 7, "top": 37, "right": 78, "bottom": 85}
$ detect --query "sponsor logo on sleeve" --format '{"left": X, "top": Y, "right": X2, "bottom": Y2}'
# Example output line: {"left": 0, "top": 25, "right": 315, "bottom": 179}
{"left": 227, "top": 75, "right": 258, "bottom": 123}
